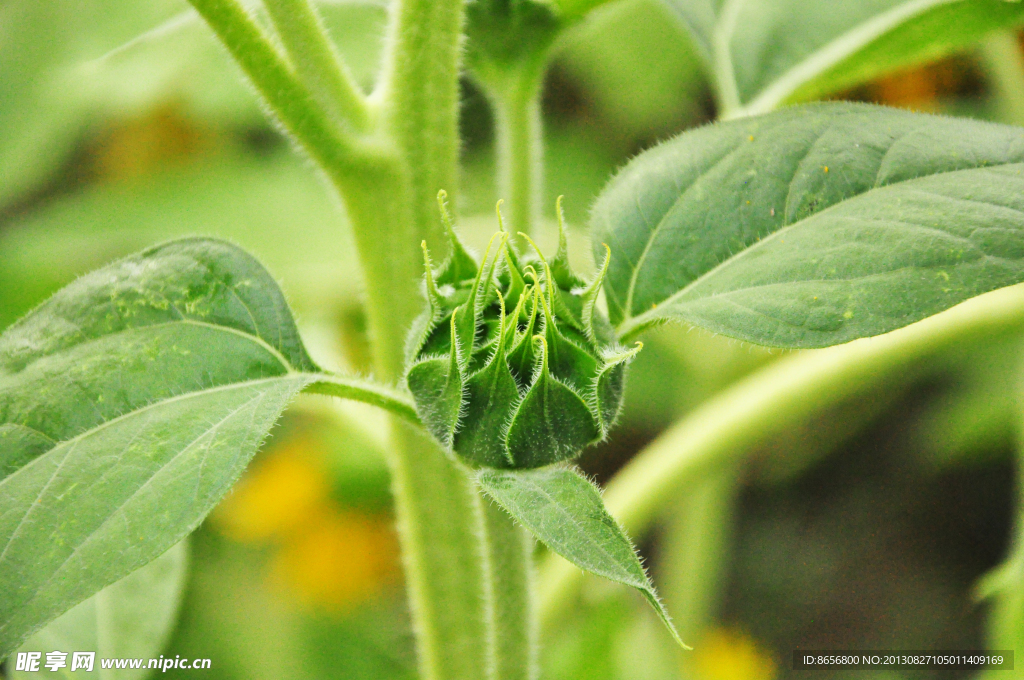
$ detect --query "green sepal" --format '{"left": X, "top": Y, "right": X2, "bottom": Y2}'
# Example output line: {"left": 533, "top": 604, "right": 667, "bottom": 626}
{"left": 581, "top": 243, "right": 611, "bottom": 344}
{"left": 406, "top": 315, "right": 465, "bottom": 448}
{"left": 502, "top": 248, "right": 528, "bottom": 310}
{"left": 592, "top": 342, "right": 642, "bottom": 436}
{"left": 453, "top": 232, "right": 506, "bottom": 369}
{"left": 548, "top": 196, "right": 585, "bottom": 290}
{"left": 496, "top": 200, "right": 527, "bottom": 276}
{"left": 520, "top": 232, "right": 585, "bottom": 334}
{"left": 453, "top": 298, "right": 520, "bottom": 468}
{"left": 405, "top": 241, "right": 447, "bottom": 363}
{"left": 506, "top": 286, "right": 541, "bottom": 388}
{"left": 539, "top": 282, "right": 599, "bottom": 393}
{"left": 435, "top": 190, "right": 479, "bottom": 286}
{"left": 506, "top": 336, "right": 600, "bottom": 468}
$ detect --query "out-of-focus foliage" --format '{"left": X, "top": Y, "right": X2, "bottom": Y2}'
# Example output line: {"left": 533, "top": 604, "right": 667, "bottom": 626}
{"left": 14, "top": 541, "right": 188, "bottom": 680}
{"left": 664, "top": 0, "right": 1024, "bottom": 113}
{"left": 3, "top": 0, "right": 1024, "bottom": 677}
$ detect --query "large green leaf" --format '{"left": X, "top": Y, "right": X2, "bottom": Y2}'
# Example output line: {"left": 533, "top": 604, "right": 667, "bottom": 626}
{"left": 663, "top": 0, "right": 1024, "bottom": 116}
{"left": 13, "top": 541, "right": 189, "bottom": 680}
{"left": 593, "top": 103, "right": 1024, "bottom": 347}
{"left": 0, "top": 238, "right": 415, "bottom": 658}
{"left": 476, "top": 467, "right": 685, "bottom": 646}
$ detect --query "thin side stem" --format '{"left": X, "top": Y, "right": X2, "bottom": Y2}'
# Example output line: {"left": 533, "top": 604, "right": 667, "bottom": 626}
{"left": 483, "top": 501, "right": 537, "bottom": 680}
{"left": 262, "top": 0, "right": 372, "bottom": 131}
{"left": 659, "top": 467, "right": 738, "bottom": 651}
{"left": 538, "top": 283, "right": 1024, "bottom": 626}
{"left": 185, "top": 0, "right": 383, "bottom": 173}
{"left": 482, "top": 66, "right": 545, "bottom": 238}
{"left": 303, "top": 373, "right": 419, "bottom": 424}
{"left": 979, "top": 30, "right": 1024, "bottom": 127}
{"left": 712, "top": 0, "right": 744, "bottom": 118}
{"left": 979, "top": 361, "right": 1024, "bottom": 675}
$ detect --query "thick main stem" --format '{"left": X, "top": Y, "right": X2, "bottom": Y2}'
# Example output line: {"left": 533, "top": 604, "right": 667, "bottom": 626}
{"left": 483, "top": 501, "right": 536, "bottom": 680}
{"left": 389, "top": 425, "right": 492, "bottom": 679}
{"left": 188, "top": 1, "right": 499, "bottom": 678}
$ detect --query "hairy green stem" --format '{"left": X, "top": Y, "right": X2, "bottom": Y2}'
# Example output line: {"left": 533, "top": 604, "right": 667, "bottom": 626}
{"left": 538, "top": 284, "right": 1024, "bottom": 626}
{"left": 483, "top": 501, "right": 536, "bottom": 680}
{"left": 262, "top": 0, "right": 371, "bottom": 130}
{"left": 191, "top": 2, "right": 517, "bottom": 677}
{"left": 389, "top": 425, "right": 492, "bottom": 680}
{"left": 368, "top": 3, "right": 501, "bottom": 680}
{"left": 332, "top": 168, "right": 421, "bottom": 380}
{"left": 481, "top": 66, "right": 545, "bottom": 237}
{"left": 378, "top": 0, "right": 465, "bottom": 256}
{"left": 191, "top": 0, "right": 491, "bottom": 675}
{"left": 304, "top": 373, "right": 419, "bottom": 423}
{"left": 185, "top": 0, "right": 414, "bottom": 380}
{"left": 185, "top": 0, "right": 384, "bottom": 173}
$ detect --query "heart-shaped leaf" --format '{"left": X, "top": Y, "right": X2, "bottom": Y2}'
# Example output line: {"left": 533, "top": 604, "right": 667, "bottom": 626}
{"left": 13, "top": 540, "right": 189, "bottom": 680}
{"left": 593, "top": 103, "right": 1024, "bottom": 348}
{"left": 666, "top": 0, "right": 1024, "bottom": 116}
{"left": 0, "top": 238, "right": 415, "bottom": 658}
{"left": 476, "top": 467, "right": 685, "bottom": 647}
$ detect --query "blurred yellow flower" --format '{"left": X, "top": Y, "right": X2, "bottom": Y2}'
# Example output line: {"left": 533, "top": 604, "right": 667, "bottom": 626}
{"left": 271, "top": 507, "right": 398, "bottom": 609}
{"left": 214, "top": 439, "right": 330, "bottom": 542}
{"left": 690, "top": 628, "right": 777, "bottom": 680}
{"left": 212, "top": 435, "right": 400, "bottom": 611}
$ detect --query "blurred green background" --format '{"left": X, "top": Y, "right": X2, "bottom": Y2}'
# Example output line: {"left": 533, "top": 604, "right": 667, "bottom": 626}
{"left": 3, "top": 1, "right": 1024, "bottom": 678}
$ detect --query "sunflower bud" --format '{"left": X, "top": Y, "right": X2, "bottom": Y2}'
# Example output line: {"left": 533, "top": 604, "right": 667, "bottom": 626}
{"left": 405, "top": 194, "right": 640, "bottom": 469}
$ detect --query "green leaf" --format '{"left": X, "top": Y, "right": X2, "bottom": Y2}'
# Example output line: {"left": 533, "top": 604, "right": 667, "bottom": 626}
{"left": 0, "top": 237, "right": 415, "bottom": 658}
{"left": 665, "top": 0, "right": 1024, "bottom": 116}
{"left": 475, "top": 467, "right": 685, "bottom": 647}
{"left": 13, "top": 540, "right": 189, "bottom": 680}
{"left": 593, "top": 103, "right": 1024, "bottom": 348}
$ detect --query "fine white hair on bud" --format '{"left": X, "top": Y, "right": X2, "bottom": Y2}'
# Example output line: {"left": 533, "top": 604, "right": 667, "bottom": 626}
{"left": 405, "top": 193, "right": 640, "bottom": 469}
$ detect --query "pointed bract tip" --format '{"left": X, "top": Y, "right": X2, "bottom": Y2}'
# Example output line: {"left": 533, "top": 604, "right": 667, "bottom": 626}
{"left": 555, "top": 196, "right": 568, "bottom": 245}
{"left": 519, "top": 232, "right": 548, "bottom": 266}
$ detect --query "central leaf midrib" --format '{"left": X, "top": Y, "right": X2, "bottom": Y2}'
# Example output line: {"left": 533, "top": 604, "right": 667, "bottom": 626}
{"left": 618, "top": 158, "right": 1024, "bottom": 333}
{"left": 739, "top": 0, "right": 965, "bottom": 113}
{"left": 1, "top": 318, "right": 296, "bottom": 383}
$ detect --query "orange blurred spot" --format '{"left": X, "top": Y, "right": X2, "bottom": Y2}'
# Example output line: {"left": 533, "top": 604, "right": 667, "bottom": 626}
{"left": 213, "top": 440, "right": 330, "bottom": 542}
{"left": 690, "top": 628, "right": 777, "bottom": 680}
{"left": 270, "top": 507, "right": 399, "bottom": 610}
{"left": 88, "top": 105, "right": 213, "bottom": 184}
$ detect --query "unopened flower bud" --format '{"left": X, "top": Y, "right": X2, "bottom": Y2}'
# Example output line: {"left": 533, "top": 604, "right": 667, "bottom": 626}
{"left": 405, "top": 193, "right": 640, "bottom": 469}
